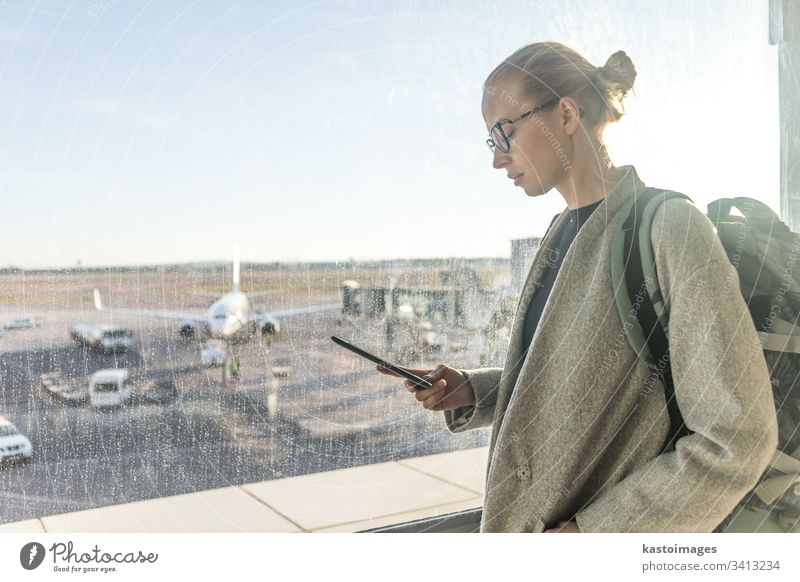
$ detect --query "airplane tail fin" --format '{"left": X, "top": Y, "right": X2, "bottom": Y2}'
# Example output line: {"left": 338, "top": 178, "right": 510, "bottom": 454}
{"left": 93, "top": 288, "right": 103, "bottom": 311}
{"left": 233, "top": 245, "right": 240, "bottom": 293}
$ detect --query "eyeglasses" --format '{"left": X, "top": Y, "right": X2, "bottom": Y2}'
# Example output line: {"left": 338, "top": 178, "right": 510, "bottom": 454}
{"left": 485, "top": 97, "right": 584, "bottom": 153}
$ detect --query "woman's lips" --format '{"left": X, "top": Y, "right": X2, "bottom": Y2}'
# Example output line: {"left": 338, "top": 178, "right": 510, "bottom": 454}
{"left": 514, "top": 174, "right": 524, "bottom": 186}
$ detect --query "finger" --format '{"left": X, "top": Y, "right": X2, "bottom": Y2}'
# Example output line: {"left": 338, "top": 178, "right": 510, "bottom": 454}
{"left": 401, "top": 364, "right": 446, "bottom": 381}
{"left": 423, "top": 364, "right": 447, "bottom": 381}
{"left": 409, "top": 364, "right": 447, "bottom": 389}
{"left": 376, "top": 364, "right": 431, "bottom": 378}
{"left": 414, "top": 379, "right": 446, "bottom": 401}
{"left": 421, "top": 385, "right": 449, "bottom": 409}
{"left": 405, "top": 376, "right": 444, "bottom": 393}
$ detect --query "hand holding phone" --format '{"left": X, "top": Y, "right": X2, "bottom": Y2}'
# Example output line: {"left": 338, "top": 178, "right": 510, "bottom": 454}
{"left": 330, "top": 336, "right": 432, "bottom": 389}
{"left": 376, "top": 362, "right": 477, "bottom": 412}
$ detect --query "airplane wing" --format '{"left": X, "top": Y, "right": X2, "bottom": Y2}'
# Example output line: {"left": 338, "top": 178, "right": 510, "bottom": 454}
{"left": 93, "top": 289, "right": 205, "bottom": 324}
{"left": 253, "top": 303, "right": 341, "bottom": 320}
{"left": 98, "top": 306, "right": 206, "bottom": 326}
{"left": 105, "top": 308, "right": 205, "bottom": 323}
{"left": 245, "top": 290, "right": 278, "bottom": 299}
{"left": 192, "top": 290, "right": 224, "bottom": 300}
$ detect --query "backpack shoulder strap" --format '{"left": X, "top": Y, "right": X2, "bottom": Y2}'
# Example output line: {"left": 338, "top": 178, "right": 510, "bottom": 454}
{"left": 611, "top": 186, "right": 693, "bottom": 452}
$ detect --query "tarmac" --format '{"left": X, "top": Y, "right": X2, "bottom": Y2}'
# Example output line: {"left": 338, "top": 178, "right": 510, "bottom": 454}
{"left": 0, "top": 302, "right": 489, "bottom": 525}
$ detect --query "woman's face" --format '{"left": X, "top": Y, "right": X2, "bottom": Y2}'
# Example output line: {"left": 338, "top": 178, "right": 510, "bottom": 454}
{"left": 481, "top": 78, "right": 574, "bottom": 198}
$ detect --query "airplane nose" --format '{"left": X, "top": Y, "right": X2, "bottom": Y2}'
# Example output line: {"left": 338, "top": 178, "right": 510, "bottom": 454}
{"left": 223, "top": 315, "right": 240, "bottom": 336}
{"left": 210, "top": 313, "right": 244, "bottom": 337}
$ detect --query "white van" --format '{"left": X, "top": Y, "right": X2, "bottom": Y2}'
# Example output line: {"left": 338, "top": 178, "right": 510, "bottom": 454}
{"left": 89, "top": 369, "right": 132, "bottom": 407}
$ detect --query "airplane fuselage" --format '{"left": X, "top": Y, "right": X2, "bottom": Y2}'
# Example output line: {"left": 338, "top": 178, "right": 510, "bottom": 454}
{"left": 91, "top": 248, "right": 335, "bottom": 344}
{"left": 207, "top": 291, "right": 252, "bottom": 338}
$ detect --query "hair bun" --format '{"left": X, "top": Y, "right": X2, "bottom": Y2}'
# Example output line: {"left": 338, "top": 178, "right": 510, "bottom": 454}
{"left": 599, "top": 50, "right": 637, "bottom": 94}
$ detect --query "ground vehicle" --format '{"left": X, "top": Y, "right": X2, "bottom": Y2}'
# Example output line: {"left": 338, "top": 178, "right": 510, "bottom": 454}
{"left": 0, "top": 417, "right": 33, "bottom": 463}
{"left": 70, "top": 324, "right": 135, "bottom": 353}
{"left": 139, "top": 376, "right": 178, "bottom": 404}
{"left": 3, "top": 317, "right": 42, "bottom": 330}
{"left": 88, "top": 369, "right": 132, "bottom": 407}
{"left": 201, "top": 341, "right": 227, "bottom": 367}
{"left": 39, "top": 372, "right": 89, "bottom": 403}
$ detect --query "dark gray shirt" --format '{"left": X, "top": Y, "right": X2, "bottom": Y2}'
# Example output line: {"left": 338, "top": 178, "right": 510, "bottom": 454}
{"left": 522, "top": 199, "right": 604, "bottom": 351}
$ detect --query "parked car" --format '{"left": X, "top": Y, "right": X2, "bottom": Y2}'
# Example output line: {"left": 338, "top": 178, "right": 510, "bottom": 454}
{"left": 139, "top": 376, "right": 178, "bottom": 404}
{"left": 3, "top": 317, "right": 42, "bottom": 330}
{"left": 0, "top": 417, "right": 33, "bottom": 464}
{"left": 70, "top": 323, "right": 134, "bottom": 353}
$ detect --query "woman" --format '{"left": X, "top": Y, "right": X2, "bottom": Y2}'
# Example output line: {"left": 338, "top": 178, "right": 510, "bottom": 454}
{"left": 379, "top": 41, "right": 778, "bottom": 533}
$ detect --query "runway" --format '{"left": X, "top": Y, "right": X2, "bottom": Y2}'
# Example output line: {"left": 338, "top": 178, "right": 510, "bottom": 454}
{"left": 0, "top": 301, "right": 488, "bottom": 525}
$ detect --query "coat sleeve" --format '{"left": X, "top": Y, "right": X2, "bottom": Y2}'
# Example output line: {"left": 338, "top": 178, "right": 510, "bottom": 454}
{"left": 574, "top": 198, "right": 778, "bottom": 532}
{"left": 442, "top": 367, "right": 503, "bottom": 432}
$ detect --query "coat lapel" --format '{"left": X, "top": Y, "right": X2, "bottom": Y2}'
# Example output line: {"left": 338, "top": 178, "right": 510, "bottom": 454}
{"left": 489, "top": 165, "right": 647, "bottom": 436}
{"left": 490, "top": 209, "right": 569, "bottom": 428}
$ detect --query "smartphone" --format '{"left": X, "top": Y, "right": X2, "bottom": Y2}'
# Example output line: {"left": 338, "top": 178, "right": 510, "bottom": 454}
{"left": 330, "top": 336, "right": 433, "bottom": 389}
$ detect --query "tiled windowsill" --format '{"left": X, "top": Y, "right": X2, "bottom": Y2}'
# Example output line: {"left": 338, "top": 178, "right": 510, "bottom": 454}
{"left": 0, "top": 447, "right": 489, "bottom": 533}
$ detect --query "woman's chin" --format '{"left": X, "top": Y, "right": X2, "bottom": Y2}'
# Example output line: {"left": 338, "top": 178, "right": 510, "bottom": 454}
{"left": 523, "top": 186, "right": 544, "bottom": 198}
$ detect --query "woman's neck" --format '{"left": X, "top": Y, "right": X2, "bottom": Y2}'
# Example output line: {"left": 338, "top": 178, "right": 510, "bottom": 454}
{"left": 556, "top": 162, "right": 625, "bottom": 210}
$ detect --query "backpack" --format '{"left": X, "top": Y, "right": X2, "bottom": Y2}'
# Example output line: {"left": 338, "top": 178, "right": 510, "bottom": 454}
{"left": 611, "top": 189, "right": 800, "bottom": 533}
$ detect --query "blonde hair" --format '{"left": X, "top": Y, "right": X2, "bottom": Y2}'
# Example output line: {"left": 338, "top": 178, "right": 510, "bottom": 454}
{"left": 484, "top": 41, "right": 637, "bottom": 163}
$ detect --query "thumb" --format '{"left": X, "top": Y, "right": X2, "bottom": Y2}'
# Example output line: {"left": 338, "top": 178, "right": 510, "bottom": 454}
{"left": 424, "top": 364, "right": 448, "bottom": 381}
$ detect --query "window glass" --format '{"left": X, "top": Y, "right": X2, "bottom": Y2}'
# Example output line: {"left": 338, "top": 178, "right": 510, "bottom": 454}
{"left": 0, "top": 0, "right": 780, "bottom": 527}
{"left": 0, "top": 424, "right": 18, "bottom": 438}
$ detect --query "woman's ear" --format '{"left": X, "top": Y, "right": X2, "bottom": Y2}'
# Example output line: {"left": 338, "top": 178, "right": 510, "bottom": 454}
{"left": 558, "top": 97, "right": 583, "bottom": 135}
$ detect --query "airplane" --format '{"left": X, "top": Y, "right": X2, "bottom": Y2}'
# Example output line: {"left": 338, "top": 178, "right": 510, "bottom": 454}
{"left": 92, "top": 248, "right": 340, "bottom": 343}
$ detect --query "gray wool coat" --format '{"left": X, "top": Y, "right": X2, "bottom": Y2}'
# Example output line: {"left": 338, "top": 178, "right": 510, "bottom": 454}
{"left": 445, "top": 164, "right": 779, "bottom": 533}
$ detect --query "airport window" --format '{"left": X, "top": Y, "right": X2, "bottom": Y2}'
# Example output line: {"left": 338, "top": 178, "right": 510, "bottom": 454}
{"left": 0, "top": 1, "right": 787, "bottom": 532}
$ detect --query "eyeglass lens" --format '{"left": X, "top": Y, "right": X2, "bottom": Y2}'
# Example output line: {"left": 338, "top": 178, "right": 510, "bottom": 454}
{"left": 489, "top": 125, "right": 507, "bottom": 153}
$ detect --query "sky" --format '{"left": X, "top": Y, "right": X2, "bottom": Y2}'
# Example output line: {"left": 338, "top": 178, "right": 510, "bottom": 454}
{"left": 0, "top": 0, "right": 780, "bottom": 268}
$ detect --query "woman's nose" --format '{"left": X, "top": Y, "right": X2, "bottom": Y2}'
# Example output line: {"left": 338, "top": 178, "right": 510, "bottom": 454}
{"left": 492, "top": 149, "right": 509, "bottom": 169}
